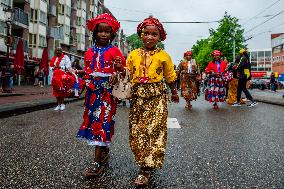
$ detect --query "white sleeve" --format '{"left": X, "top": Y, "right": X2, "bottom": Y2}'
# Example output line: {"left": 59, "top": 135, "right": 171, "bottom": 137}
{"left": 64, "top": 55, "right": 71, "bottom": 68}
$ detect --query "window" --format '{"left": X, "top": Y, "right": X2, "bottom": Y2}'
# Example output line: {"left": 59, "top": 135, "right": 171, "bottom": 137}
{"left": 0, "top": 20, "right": 7, "bottom": 35}
{"left": 76, "top": 17, "right": 81, "bottom": 26}
{"left": 65, "top": 25, "right": 70, "bottom": 36}
{"left": 82, "top": 18, "right": 86, "bottom": 26}
{"left": 34, "top": 9, "right": 38, "bottom": 21}
{"left": 58, "top": 4, "right": 65, "bottom": 14}
{"left": 39, "top": 35, "right": 46, "bottom": 47}
{"left": 39, "top": 11, "right": 47, "bottom": 24}
{"left": 30, "top": 8, "right": 34, "bottom": 21}
{"left": 28, "top": 33, "right": 37, "bottom": 47}
{"left": 77, "top": 0, "right": 81, "bottom": 9}
{"left": 1, "top": 0, "right": 11, "bottom": 6}
{"left": 66, "top": 5, "right": 71, "bottom": 16}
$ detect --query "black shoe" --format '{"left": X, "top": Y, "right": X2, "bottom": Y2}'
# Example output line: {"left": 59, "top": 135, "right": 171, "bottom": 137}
{"left": 247, "top": 101, "right": 258, "bottom": 107}
{"left": 83, "top": 162, "right": 105, "bottom": 178}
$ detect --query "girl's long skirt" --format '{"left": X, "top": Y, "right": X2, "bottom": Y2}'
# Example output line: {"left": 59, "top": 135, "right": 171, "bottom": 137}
{"left": 180, "top": 73, "right": 198, "bottom": 101}
{"left": 76, "top": 77, "right": 116, "bottom": 145}
{"left": 205, "top": 74, "right": 225, "bottom": 103}
{"left": 129, "top": 82, "right": 168, "bottom": 169}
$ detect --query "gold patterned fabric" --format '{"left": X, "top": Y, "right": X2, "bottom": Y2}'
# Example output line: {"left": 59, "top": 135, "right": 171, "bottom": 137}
{"left": 227, "top": 78, "right": 245, "bottom": 105}
{"left": 129, "top": 82, "right": 168, "bottom": 169}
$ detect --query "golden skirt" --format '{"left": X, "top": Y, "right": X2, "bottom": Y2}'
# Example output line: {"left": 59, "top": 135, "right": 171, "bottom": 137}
{"left": 129, "top": 82, "right": 168, "bottom": 169}
{"left": 227, "top": 79, "right": 245, "bottom": 105}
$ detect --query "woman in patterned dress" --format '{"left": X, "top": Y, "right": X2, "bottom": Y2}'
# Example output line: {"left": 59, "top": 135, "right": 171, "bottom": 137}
{"left": 177, "top": 51, "right": 200, "bottom": 109}
{"left": 127, "top": 16, "right": 179, "bottom": 187}
{"left": 205, "top": 50, "right": 227, "bottom": 109}
{"left": 76, "top": 13, "right": 126, "bottom": 177}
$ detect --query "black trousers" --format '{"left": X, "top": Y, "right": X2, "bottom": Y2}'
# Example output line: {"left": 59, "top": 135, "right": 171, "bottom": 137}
{"left": 237, "top": 78, "right": 253, "bottom": 102}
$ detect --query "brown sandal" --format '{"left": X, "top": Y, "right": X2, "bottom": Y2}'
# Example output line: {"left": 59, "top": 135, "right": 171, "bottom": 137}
{"left": 83, "top": 162, "right": 105, "bottom": 178}
{"left": 134, "top": 171, "right": 150, "bottom": 187}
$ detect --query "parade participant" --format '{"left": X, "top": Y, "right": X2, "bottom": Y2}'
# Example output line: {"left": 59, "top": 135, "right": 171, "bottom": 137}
{"left": 49, "top": 47, "right": 74, "bottom": 111}
{"left": 76, "top": 13, "right": 126, "bottom": 177}
{"left": 226, "top": 57, "right": 245, "bottom": 105}
{"left": 205, "top": 50, "right": 227, "bottom": 109}
{"left": 177, "top": 50, "right": 199, "bottom": 109}
{"left": 127, "top": 16, "right": 179, "bottom": 187}
{"left": 232, "top": 49, "right": 257, "bottom": 107}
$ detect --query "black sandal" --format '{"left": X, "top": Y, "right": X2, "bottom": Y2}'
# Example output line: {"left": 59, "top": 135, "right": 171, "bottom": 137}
{"left": 83, "top": 162, "right": 105, "bottom": 178}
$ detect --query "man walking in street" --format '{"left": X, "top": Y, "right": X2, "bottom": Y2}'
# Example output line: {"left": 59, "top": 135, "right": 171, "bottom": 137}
{"left": 232, "top": 49, "right": 257, "bottom": 107}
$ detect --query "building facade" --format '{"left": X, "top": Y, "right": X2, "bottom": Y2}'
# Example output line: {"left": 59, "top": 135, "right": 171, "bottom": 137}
{"left": 249, "top": 49, "right": 272, "bottom": 78}
{"left": 271, "top": 33, "right": 284, "bottom": 81}
{"left": 0, "top": 0, "right": 129, "bottom": 87}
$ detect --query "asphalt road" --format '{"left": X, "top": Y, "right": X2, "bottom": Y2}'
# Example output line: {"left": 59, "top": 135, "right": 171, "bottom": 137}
{"left": 0, "top": 96, "right": 284, "bottom": 189}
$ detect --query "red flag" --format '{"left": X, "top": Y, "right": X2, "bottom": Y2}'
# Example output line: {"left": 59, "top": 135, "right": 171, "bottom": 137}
{"left": 14, "top": 39, "right": 24, "bottom": 74}
{"left": 40, "top": 47, "right": 49, "bottom": 75}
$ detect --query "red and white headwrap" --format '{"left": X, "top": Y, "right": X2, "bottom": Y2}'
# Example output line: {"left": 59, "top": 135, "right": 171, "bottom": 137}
{"left": 211, "top": 50, "right": 222, "bottom": 57}
{"left": 137, "top": 16, "right": 167, "bottom": 41}
{"left": 184, "top": 51, "right": 193, "bottom": 57}
{"left": 86, "top": 13, "right": 120, "bottom": 34}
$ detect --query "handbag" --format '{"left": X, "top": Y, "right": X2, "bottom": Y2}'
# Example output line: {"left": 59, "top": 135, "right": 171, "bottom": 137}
{"left": 112, "top": 69, "right": 131, "bottom": 99}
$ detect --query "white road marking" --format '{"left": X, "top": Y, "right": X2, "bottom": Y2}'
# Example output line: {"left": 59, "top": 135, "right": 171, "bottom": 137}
{"left": 167, "top": 118, "right": 181, "bottom": 128}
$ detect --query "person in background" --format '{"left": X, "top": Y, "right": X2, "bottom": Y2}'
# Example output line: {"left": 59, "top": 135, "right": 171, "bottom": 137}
{"left": 38, "top": 69, "right": 44, "bottom": 87}
{"left": 205, "top": 50, "right": 227, "bottom": 109}
{"left": 9, "top": 64, "right": 14, "bottom": 91}
{"left": 177, "top": 50, "right": 199, "bottom": 109}
{"left": 232, "top": 49, "right": 257, "bottom": 107}
{"left": 270, "top": 72, "right": 276, "bottom": 92}
{"left": 33, "top": 66, "right": 39, "bottom": 86}
{"left": 49, "top": 47, "right": 73, "bottom": 111}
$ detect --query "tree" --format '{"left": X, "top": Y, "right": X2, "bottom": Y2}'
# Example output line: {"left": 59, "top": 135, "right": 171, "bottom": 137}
{"left": 127, "top": 33, "right": 165, "bottom": 50}
{"left": 209, "top": 12, "right": 246, "bottom": 62}
{"left": 192, "top": 39, "right": 213, "bottom": 71}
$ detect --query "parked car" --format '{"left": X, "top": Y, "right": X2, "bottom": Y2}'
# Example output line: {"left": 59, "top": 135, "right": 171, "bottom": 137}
{"left": 249, "top": 79, "right": 269, "bottom": 90}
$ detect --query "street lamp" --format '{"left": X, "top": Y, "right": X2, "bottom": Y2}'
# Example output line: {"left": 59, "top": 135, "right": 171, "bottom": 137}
{"left": 2, "top": 6, "right": 13, "bottom": 93}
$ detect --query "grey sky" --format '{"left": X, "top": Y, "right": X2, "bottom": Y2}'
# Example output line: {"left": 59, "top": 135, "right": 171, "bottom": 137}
{"left": 105, "top": 0, "right": 284, "bottom": 64}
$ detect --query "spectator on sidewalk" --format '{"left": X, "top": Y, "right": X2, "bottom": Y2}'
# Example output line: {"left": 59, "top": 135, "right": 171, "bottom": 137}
{"left": 270, "top": 72, "right": 276, "bottom": 92}
{"left": 49, "top": 47, "right": 73, "bottom": 111}
{"left": 232, "top": 49, "right": 257, "bottom": 107}
{"left": 33, "top": 66, "right": 39, "bottom": 86}
{"left": 9, "top": 64, "right": 14, "bottom": 91}
{"left": 38, "top": 69, "right": 44, "bottom": 87}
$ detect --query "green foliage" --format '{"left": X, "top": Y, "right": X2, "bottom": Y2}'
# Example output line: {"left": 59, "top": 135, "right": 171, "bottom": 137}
{"left": 191, "top": 12, "right": 246, "bottom": 71}
{"left": 209, "top": 12, "right": 246, "bottom": 62}
{"left": 193, "top": 39, "right": 213, "bottom": 71}
{"left": 126, "top": 33, "right": 164, "bottom": 50}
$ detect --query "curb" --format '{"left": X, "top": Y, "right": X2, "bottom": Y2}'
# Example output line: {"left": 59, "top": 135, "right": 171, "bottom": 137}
{"left": 0, "top": 97, "right": 84, "bottom": 119}
{"left": 254, "top": 98, "right": 284, "bottom": 107}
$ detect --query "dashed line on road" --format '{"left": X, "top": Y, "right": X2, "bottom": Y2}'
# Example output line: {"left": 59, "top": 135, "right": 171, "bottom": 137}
{"left": 167, "top": 118, "right": 181, "bottom": 128}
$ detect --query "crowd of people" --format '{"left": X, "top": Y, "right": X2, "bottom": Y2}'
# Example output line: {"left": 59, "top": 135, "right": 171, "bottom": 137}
{"left": 48, "top": 13, "right": 264, "bottom": 187}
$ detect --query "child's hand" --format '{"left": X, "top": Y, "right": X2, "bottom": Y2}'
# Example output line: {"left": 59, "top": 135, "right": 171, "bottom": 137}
{"left": 114, "top": 56, "right": 122, "bottom": 68}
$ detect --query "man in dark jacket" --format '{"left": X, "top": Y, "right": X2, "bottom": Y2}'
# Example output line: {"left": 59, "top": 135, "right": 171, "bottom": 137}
{"left": 232, "top": 49, "right": 257, "bottom": 107}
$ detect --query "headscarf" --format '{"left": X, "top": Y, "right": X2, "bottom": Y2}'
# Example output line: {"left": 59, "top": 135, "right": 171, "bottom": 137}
{"left": 211, "top": 50, "right": 222, "bottom": 57}
{"left": 86, "top": 13, "right": 120, "bottom": 34}
{"left": 184, "top": 51, "right": 193, "bottom": 57}
{"left": 137, "top": 16, "right": 167, "bottom": 41}
{"left": 239, "top": 48, "right": 247, "bottom": 54}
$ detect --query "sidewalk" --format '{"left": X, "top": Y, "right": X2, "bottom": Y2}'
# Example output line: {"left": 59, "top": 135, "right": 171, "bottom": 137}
{"left": 249, "top": 89, "right": 284, "bottom": 106}
{"left": 0, "top": 86, "right": 283, "bottom": 119}
{"left": 0, "top": 85, "right": 83, "bottom": 119}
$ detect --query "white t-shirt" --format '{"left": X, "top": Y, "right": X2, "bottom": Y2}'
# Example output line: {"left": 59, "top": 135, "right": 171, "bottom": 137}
{"left": 54, "top": 55, "right": 71, "bottom": 70}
